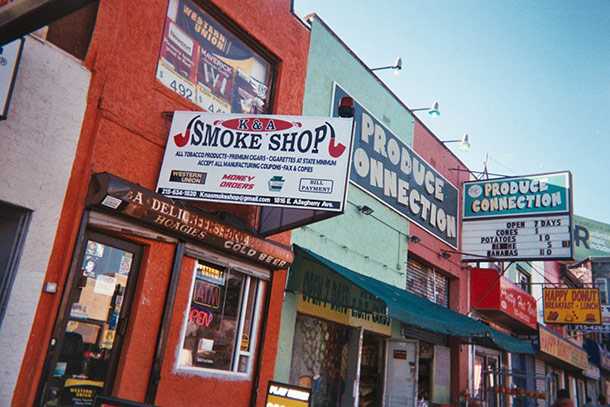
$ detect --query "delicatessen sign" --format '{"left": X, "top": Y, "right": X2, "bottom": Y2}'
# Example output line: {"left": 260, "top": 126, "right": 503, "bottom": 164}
{"left": 157, "top": 112, "right": 353, "bottom": 212}
{"left": 543, "top": 288, "right": 602, "bottom": 325}
{"left": 332, "top": 84, "right": 459, "bottom": 248}
{"left": 87, "top": 173, "right": 293, "bottom": 270}
{"left": 462, "top": 172, "right": 573, "bottom": 262}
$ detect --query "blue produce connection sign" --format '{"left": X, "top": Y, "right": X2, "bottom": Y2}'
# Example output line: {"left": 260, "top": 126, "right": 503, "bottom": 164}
{"left": 332, "top": 84, "right": 459, "bottom": 248}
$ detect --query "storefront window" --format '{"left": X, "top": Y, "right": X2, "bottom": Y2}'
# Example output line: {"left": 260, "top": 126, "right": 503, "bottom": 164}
{"left": 156, "top": 0, "right": 274, "bottom": 113}
{"left": 595, "top": 278, "right": 608, "bottom": 304}
{"left": 178, "top": 260, "right": 260, "bottom": 374}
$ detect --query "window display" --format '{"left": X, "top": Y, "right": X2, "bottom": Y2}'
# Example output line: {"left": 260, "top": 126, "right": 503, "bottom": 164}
{"left": 156, "top": 0, "right": 274, "bottom": 113}
{"left": 178, "top": 260, "right": 260, "bottom": 373}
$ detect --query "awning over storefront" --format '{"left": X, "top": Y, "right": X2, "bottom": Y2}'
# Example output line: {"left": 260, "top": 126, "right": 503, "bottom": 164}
{"left": 289, "top": 246, "right": 534, "bottom": 354}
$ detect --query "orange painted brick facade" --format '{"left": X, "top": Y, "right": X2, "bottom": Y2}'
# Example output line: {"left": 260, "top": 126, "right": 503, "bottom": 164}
{"left": 12, "top": 0, "right": 309, "bottom": 405}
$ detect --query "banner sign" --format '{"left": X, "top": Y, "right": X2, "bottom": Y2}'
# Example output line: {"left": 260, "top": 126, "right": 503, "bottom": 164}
{"left": 0, "top": 37, "right": 24, "bottom": 120}
{"left": 538, "top": 325, "right": 588, "bottom": 370}
{"left": 87, "top": 173, "right": 293, "bottom": 270}
{"left": 157, "top": 0, "right": 273, "bottom": 114}
{"left": 332, "top": 84, "right": 459, "bottom": 248}
{"left": 543, "top": 288, "right": 602, "bottom": 325}
{"left": 157, "top": 112, "right": 353, "bottom": 212}
{"left": 461, "top": 172, "right": 573, "bottom": 262}
{"left": 266, "top": 381, "right": 312, "bottom": 407}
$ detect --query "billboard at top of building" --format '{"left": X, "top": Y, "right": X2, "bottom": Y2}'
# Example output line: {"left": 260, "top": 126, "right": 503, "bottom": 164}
{"left": 156, "top": 112, "right": 354, "bottom": 211}
{"left": 331, "top": 84, "right": 459, "bottom": 248}
{"left": 461, "top": 172, "right": 573, "bottom": 262}
{"left": 156, "top": 0, "right": 274, "bottom": 114}
{"left": 574, "top": 215, "right": 610, "bottom": 261}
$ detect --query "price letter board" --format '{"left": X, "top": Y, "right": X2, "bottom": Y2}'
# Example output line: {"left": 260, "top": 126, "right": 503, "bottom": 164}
{"left": 461, "top": 172, "right": 573, "bottom": 262}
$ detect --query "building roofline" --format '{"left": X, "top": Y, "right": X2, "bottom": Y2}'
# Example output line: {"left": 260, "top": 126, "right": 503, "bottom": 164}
{"left": 303, "top": 13, "right": 472, "bottom": 175}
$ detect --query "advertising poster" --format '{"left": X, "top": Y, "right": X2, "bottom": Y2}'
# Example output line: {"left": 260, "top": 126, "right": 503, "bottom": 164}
{"left": 156, "top": 0, "right": 273, "bottom": 114}
{"left": 156, "top": 112, "right": 354, "bottom": 212}
{"left": 543, "top": 288, "right": 602, "bottom": 325}
{"left": 332, "top": 84, "right": 459, "bottom": 248}
{"left": 462, "top": 172, "right": 573, "bottom": 261}
{"left": 573, "top": 215, "right": 610, "bottom": 261}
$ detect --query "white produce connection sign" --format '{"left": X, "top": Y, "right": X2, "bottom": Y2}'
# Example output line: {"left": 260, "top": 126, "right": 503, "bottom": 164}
{"left": 157, "top": 112, "right": 354, "bottom": 211}
{"left": 461, "top": 172, "right": 573, "bottom": 262}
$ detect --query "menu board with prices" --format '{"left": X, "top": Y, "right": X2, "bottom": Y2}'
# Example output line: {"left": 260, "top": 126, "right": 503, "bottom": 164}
{"left": 462, "top": 215, "right": 573, "bottom": 261}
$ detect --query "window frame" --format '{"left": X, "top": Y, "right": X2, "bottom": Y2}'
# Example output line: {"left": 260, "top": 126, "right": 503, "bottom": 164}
{"left": 515, "top": 265, "right": 532, "bottom": 294}
{"left": 0, "top": 201, "right": 32, "bottom": 326}
{"left": 175, "top": 256, "right": 265, "bottom": 378}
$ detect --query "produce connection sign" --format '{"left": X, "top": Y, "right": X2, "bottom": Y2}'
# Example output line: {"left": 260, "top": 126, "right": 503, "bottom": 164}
{"left": 157, "top": 112, "right": 353, "bottom": 211}
{"left": 543, "top": 288, "right": 602, "bottom": 325}
{"left": 462, "top": 172, "right": 573, "bottom": 261}
{"left": 332, "top": 84, "right": 459, "bottom": 248}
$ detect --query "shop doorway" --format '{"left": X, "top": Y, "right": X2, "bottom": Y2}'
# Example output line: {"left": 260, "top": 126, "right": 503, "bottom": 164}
{"left": 359, "top": 332, "right": 385, "bottom": 407}
{"left": 384, "top": 340, "right": 418, "bottom": 407}
{"left": 37, "top": 232, "right": 142, "bottom": 406}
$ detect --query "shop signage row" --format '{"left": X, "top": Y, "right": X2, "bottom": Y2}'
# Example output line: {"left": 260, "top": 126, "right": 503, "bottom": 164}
{"left": 332, "top": 84, "right": 459, "bottom": 248}
{"left": 470, "top": 268, "right": 538, "bottom": 331}
{"left": 87, "top": 173, "right": 294, "bottom": 270}
{"left": 543, "top": 288, "right": 602, "bottom": 325}
{"left": 538, "top": 325, "right": 588, "bottom": 370}
{"left": 157, "top": 112, "right": 353, "bottom": 212}
{"left": 462, "top": 172, "right": 573, "bottom": 262}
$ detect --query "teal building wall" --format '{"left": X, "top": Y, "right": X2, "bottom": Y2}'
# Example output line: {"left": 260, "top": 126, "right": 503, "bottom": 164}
{"left": 274, "top": 16, "right": 415, "bottom": 382}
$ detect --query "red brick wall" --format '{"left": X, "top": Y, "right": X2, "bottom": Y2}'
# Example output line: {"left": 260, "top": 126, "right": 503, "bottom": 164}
{"left": 13, "top": 0, "right": 309, "bottom": 405}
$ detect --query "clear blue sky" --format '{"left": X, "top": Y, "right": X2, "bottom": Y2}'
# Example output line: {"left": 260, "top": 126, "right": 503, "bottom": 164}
{"left": 294, "top": 0, "right": 610, "bottom": 223}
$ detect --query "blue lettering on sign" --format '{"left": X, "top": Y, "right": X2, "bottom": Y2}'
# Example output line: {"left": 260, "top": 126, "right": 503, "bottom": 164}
{"left": 332, "top": 84, "right": 459, "bottom": 248}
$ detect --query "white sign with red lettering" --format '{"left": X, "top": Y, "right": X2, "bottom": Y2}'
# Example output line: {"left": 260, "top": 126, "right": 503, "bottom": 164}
{"left": 157, "top": 112, "right": 354, "bottom": 212}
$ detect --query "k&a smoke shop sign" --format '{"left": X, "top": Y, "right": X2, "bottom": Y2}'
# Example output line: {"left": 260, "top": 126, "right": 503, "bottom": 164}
{"left": 332, "top": 84, "right": 459, "bottom": 248}
{"left": 157, "top": 112, "right": 353, "bottom": 212}
{"left": 461, "top": 172, "right": 573, "bottom": 261}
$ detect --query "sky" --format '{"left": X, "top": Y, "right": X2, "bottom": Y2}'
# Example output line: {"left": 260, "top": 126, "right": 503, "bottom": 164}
{"left": 294, "top": 0, "right": 610, "bottom": 223}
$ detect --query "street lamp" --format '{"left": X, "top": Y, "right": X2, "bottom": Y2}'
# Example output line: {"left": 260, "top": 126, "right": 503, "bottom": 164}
{"left": 371, "top": 57, "right": 402, "bottom": 76}
{"left": 412, "top": 101, "right": 440, "bottom": 117}
{"left": 442, "top": 133, "right": 471, "bottom": 151}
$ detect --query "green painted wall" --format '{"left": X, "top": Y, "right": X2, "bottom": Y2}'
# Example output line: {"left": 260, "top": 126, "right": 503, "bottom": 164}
{"left": 274, "top": 16, "right": 415, "bottom": 382}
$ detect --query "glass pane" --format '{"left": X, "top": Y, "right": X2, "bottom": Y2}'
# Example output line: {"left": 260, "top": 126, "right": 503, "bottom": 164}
{"left": 180, "top": 261, "right": 245, "bottom": 371}
{"left": 42, "top": 239, "right": 135, "bottom": 407}
{"left": 156, "top": 0, "right": 273, "bottom": 113}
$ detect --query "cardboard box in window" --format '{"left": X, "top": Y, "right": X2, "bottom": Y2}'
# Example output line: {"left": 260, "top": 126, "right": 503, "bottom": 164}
{"left": 74, "top": 277, "right": 112, "bottom": 321}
